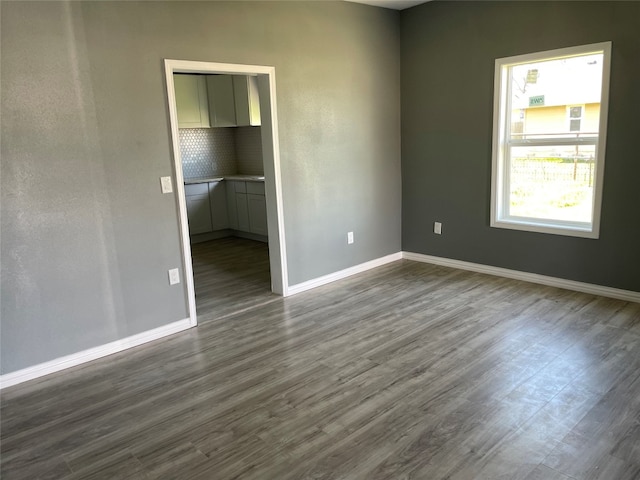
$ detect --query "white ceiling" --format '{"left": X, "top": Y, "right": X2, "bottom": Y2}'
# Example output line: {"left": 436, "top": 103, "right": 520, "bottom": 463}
{"left": 345, "top": 0, "right": 431, "bottom": 10}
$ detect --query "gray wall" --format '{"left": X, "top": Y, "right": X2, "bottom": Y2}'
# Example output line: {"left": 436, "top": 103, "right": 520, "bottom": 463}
{"left": 0, "top": 1, "right": 401, "bottom": 374}
{"left": 401, "top": 1, "right": 640, "bottom": 292}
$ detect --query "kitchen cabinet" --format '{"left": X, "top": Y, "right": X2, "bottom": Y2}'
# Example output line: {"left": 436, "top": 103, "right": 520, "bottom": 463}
{"left": 175, "top": 74, "right": 259, "bottom": 129}
{"left": 208, "top": 181, "right": 229, "bottom": 230}
{"left": 247, "top": 194, "right": 267, "bottom": 235}
{"left": 174, "top": 74, "right": 210, "bottom": 128}
{"left": 236, "top": 192, "right": 250, "bottom": 232}
{"left": 226, "top": 181, "right": 239, "bottom": 229}
{"left": 246, "top": 181, "right": 267, "bottom": 235}
{"left": 185, "top": 183, "right": 212, "bottom": 234}
{"left": 185, "top": 181, "right": 230, "bottom": 236}
{"left": 232, "top": 181, "right": 250, "bottom": 231}
{"left": 233, "top": 75, "right": 261, "bottom": 126}
{"left": 225, "top": 180, "right": 267, "bottom": 236}
{"left": 206, "top": 75, "right": 237, "bottom": 127}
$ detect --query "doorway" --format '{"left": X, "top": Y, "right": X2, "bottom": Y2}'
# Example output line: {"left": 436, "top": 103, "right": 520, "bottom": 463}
{"left": 164, "top": 59, "right": 289, "bottom": 327}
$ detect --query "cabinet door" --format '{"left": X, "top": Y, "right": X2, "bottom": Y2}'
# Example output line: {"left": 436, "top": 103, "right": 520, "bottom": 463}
{"left": 246, "top": 181, "right": 265, "bottom": 195}
{"left": 174, "top": 74, "right": 210, "bottom": 128}
{"left": 206, "top": 75, "right": 236, "bottom": 127}
{"left": 226, "top": 181, "right": 238, "bottom": 229}
{"left": 236, "top": 193, "right": 250, "bottom": 232}
{"left": 208, "top": 181, "right": 229, "bottom": 230}
{"left": 247, "top": 193, "right": 268, "bottom": 235}
{"left": 233, "top": 76, "right": 261, "bottom": 126}
{"left": 186, "top": 193, "right": 213, "bottom": 235}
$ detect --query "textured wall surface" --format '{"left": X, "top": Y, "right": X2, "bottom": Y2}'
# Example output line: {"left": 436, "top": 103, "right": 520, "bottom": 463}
{"left": 1, "top": 1, "right": 401, "bottom": 374}
{"left": 401, "top": 1, "right": 640, "bottom": 292}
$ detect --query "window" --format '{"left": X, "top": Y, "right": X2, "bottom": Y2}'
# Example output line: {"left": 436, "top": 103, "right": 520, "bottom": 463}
{"left": 491, "top": 42, "right": 611, "bottom": 238}
{"left": 568, "top": 105, "right": 583, "bottom": 132}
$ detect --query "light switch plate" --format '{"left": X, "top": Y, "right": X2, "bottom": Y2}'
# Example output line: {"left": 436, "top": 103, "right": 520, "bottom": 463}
{"left": 160, "top": 176, "right": 173, "bottom": 194}
{"left": 168, "top": 268, "right": 180, "bottom": 285}
{"left": 434, "top": 222, "right": 442, "bottom": 235}
{"left": 347, "top": 231, "right": 354, "bottom": 244}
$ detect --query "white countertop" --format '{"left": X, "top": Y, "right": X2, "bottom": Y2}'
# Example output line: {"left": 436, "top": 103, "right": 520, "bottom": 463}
{"left": 184, "top": 174, "right": 264, "bottom": 185}
{"left": 224, "top": 175, "right": 265, "bottom": 182}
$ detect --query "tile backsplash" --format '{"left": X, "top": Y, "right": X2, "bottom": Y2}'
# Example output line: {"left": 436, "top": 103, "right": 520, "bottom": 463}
{"left": 179, "top": 128, "right": 237, "bottom": 179}
{"left": 179, "top": 126, "right": 264, "bottom": 179}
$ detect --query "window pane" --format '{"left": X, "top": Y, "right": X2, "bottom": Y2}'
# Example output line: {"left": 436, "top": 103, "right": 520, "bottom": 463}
{"left": 510, "top": 54, "right": 602, "bottom": 139}
{"left": 570, "top": 119, "right": 581, "bottom": 131}
{"left": 509, "top": 145, "right": 596, "bottom": 223}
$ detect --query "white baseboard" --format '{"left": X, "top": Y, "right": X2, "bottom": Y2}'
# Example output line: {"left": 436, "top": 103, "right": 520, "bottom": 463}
{"left": 0, "top": 318, "right": 192, "bottom": 390}
{"left": 286, "top": 252, "right": 403, "bottom": 296}
{"left": 403, "top": 251, "right": 640, "bottom": 303}
{"left": 5, "top": 253, "right": 635, "bottom": 389}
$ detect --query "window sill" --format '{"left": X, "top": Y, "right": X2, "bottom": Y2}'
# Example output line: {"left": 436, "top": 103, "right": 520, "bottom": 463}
{"left": 491, "top": 218, "right": 599, "bottom": 239}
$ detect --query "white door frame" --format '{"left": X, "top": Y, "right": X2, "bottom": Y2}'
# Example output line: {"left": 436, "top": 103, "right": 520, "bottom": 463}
{"left": 164, "top": 59, "right": 289, "bottom": 327}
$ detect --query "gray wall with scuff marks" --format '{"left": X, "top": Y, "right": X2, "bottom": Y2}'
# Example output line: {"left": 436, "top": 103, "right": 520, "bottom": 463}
{"left": 0, "top": 1, "right": 401, "bottom": 374}
{"left": 401, "top": 1, "right": 640, "bottom": 292}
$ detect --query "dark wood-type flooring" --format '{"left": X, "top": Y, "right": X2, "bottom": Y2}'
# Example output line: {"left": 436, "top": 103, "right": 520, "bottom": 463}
{"left": 2, "top": 238, "right": 640, "bottom": 479}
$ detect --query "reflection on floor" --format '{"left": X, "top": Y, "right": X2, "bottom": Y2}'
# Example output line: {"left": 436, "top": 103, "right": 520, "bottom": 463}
{"left": 191, "top": 237, "right": 275, "bottom": 322}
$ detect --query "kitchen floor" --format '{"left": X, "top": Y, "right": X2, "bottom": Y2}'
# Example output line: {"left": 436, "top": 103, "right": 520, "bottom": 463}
{"left": 191, "top": 237, "right": 276, "bottom": 322}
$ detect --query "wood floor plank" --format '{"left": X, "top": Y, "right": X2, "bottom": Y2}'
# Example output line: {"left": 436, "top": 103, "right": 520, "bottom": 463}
{"left": 2, "top": 237, "right": 639, "bottom": 479}
{"left": 524, "top": 464, "right": 575, "bottom": 480}
{"left": 542, "top": 430, "right": 640, "bottom": 480}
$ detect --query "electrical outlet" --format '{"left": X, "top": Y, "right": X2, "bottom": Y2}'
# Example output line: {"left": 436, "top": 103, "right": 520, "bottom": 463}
{"left": 160, "top": 176, "right": 173, "bottom": 194}
{"left": 168, "top": 268, "right": 180, "bottom": 285}
{"left": 347, "top": 231, "right": 354, "bottom": 244}
{"left": 434, "top": 222, "right": 442, "bottom": 235}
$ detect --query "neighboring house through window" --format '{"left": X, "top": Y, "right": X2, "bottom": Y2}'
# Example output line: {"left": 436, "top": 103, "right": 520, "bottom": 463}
{"left": 491, "top": 42, "right": 612, "bottom": 238}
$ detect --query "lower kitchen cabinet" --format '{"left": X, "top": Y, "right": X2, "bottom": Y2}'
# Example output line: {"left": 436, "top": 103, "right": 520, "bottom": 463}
{"left": 185, "top": 183, "right": 212, "bottom": 234}
{"left": 225, "top": 182, "right": 238, "bottom": 230}
{"left": 226, "top": 180, "right": 267, "bottom": 236}
{"left": 208, "top": 181, "right": 229, "bottom": 230}
{"left": 235, "top": 192, "right": 250, "bottom": 232}
{"left": 247, "top": 194, "right": 268, "bottom": 235}
{"left": 187, "top": 179, "right": 267, "bottom": 238}
{"left": 246, "top": 182, "right": 267, "bottom": 235}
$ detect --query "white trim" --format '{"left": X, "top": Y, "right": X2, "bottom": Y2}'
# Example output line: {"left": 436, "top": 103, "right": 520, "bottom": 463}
{"left": 592, "top": 41, "right": 612, "bottom": 239}
{"left": 5, "top": 251, "right": 636, "bottom": 389}
{"left": 164, "top": 59, "right": 288, "bottom": 319}
{"left": 494, "top": 42, "right": 612, "bottom": 68}
{"left": 490, "top": 218, "right": 596, "bottom": 239}
{"left": 0, "top": 319, "right": 192, "bottom": 390}
{"left": 509, "top": 136, "right": 597, "bottom": 147}
{"left": 286, "top": 252, "right": 402, "bottom": 296}
{"left": 403, "top": 251, "right": 640, "bottom": 304}
{"left": 257, "top": 72, "right": 289, "bottom": 295}
{"left": 164, "top": 63, "right": 198, "bottom": 326}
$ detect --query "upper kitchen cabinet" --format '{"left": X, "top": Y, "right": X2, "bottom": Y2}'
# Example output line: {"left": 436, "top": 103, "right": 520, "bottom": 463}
{"left": 174, "top": 74, "right": 210, "bottom": 128}
{"left": 206, "top": 75, "right": 237, "bottom": 127}
{"left": 174, "top": 74, "right": 260, "bottom": 128}
{"left": 233, "top": 76, "right": 261, "bottom": 126}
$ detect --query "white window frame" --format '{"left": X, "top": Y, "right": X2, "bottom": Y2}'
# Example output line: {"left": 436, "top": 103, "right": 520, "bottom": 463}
{"left": 490, "top": 42, "right": 611, "bottom": 239}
